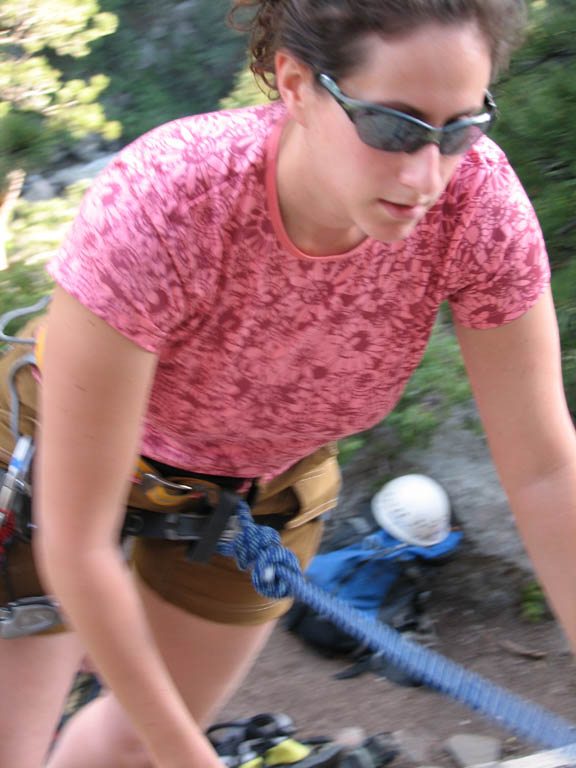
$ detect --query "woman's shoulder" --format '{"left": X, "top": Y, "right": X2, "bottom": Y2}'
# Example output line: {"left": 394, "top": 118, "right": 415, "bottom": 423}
{"left": 437, "top": 136, "right": 538, "bottom": 240}
{"left": 111, "top": 102, "right": 285, "bottom": 196}
{"left": 450, "top": 136, "right": 520, "bottom": 202}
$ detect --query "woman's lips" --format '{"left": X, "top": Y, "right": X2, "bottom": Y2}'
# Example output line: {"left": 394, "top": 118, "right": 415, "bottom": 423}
{"left": 379, "top": 199, "right": 428, "bottom": 220}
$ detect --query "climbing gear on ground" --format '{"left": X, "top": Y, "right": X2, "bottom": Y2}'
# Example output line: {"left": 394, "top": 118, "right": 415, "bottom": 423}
{"left": 370, "top": 474, "right": 451, "bottom": 546}
{"left": 0, "top": 296, "right": 51, "bottom": 348}
{"left": 217, "top": 500, "right": 576, "bottom": 753}
{"left": 339, "top": 733, "right": 398, "bottom": 768}
{"left": 207, "top": 713, "right": 345, "bottom": 767}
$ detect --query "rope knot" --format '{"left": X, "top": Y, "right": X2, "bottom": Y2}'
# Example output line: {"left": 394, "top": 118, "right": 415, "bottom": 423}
{"left": 223, "top": 500, "right": 301, "bottom": 599}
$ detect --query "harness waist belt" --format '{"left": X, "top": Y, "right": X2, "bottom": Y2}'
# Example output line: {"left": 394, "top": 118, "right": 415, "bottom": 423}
{"left": 123, "top": 508, "right": 236, "bottom": 541}
{"left": 123, "top": 508, "right": 289, "bottom": 540}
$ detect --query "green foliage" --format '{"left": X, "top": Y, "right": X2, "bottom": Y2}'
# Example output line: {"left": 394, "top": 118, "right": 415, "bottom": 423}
{"left": 0, "top": 184, "right": 88, "bottom": 320}
{"left": 492, "top": 0, "right": 576, "bottom": 268}
{"left": 78, "top": 0, "right": 247, "bottom": 141}
{"left": 492, "top": 70, "right": 575, "bottom": 268}
{"left": 520, "top": 580, "right": 549, "bottom": 623}
{"left": 550, "top": 259, "right": 576, "bottom": 415}
{"left": 1, "top": 0, "right": 117, "bottom": 57}
{"left": 220, "top": 67, "right": 271, "bottom": 110}
{"left": 338, "top": 436, "right": 367, "bottom": 466}
{"left": 384, "top": 321, "right": 473, "bottom": 447}
{"left": 0, "top": 0, "right": 120, "bottom": 185}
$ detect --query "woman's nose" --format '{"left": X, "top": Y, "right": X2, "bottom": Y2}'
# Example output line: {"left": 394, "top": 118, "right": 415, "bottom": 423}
{"left": 396, "top": 142, "right": 444, "bottom": 199}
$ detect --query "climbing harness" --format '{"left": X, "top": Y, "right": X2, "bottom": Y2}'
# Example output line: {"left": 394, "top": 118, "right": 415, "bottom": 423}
{"left": 206, "top": 712, "right": 393, "bottom": 768}
{"left": 218, "top": 500, "right": 576, "bottom": 755}
{"left": 123, "top": 458, "right": 244, "bottom": 563}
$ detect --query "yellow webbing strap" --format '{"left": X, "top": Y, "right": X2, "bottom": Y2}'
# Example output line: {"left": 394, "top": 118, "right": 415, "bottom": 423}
{"left": 34, "top": 324, "right": 47, "bottom": 372}
{"left": 133, "top": 457, "right": 220, "bottom": 507}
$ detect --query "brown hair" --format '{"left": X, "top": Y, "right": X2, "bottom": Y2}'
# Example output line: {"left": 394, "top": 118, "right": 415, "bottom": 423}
{"left": 229, "top": 0, "right": 526, "bottom": 92}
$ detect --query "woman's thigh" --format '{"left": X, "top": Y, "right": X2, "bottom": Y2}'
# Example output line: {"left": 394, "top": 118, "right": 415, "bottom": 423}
{"left": 0, "top": 631, "right": 84, "bottom": 768}
{"left": 47, "top": 578, "right": 276, "bottom": 768}
{"left": 137, "top": 575, "right": 277, "bottom": 727}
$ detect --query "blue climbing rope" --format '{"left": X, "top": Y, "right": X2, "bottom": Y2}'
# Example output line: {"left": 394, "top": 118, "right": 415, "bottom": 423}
{"left": 217, "top": 501, "right": 576, "bottom": 754}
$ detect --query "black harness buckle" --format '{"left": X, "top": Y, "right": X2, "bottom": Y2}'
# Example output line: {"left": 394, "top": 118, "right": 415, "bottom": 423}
{"left": 122, "top": 486, "right": 241, "bottom": 564}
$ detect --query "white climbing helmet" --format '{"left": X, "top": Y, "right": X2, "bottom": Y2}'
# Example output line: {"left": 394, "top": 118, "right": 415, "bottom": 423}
{"left": 371, "top": 474, "right": 451, "bottom": 547}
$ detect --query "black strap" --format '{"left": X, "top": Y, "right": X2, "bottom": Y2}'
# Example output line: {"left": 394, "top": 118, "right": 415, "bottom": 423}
{"left": 141, "top": 456, "right": 251, "bottom": 492}
{"left": 123, "top": 505, "right": 289, "bottom": 540}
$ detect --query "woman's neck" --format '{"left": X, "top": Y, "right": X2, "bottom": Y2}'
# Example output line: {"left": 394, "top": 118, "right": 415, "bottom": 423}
{"left": 275, "top": 119, "right": 366, "bottom": 256}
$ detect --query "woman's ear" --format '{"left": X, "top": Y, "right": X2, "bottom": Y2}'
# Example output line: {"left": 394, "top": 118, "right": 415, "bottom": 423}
{"left": 274, "top": 50, "right": 314, "bottom": 126}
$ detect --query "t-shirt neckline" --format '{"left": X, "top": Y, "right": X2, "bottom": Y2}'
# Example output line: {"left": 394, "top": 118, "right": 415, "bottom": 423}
{"left": 265, "top": 110, "right": 373, "bottom": 262}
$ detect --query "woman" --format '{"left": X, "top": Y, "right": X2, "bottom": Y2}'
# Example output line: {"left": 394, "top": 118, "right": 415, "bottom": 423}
{"left": 2, "top": 0, "right": 575, "bottom": 766}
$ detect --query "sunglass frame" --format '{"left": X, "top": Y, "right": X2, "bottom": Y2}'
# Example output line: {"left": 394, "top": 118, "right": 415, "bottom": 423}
{"left": 317, "top": 73, "right": 497, "bottom": 155}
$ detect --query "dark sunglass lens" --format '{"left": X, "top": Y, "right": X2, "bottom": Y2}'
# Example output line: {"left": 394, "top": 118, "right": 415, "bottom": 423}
{"left": 355, "top": 111, "right": 425, "bottom": 152}
{"left": 440, "top": 124, "right": 487, "bottom": 155}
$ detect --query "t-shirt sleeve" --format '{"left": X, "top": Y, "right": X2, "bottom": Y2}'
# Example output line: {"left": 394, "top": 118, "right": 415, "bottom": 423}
{"left": 447, "top": 146, "right": 550, "bottom": 329}
{"left": 47, "top": 136, "right": 186, "bottom": 353}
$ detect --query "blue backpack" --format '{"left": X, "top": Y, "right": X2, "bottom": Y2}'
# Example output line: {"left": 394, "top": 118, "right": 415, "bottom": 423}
{"left": 286, "top": 525, "right": 462, "bottom": 684}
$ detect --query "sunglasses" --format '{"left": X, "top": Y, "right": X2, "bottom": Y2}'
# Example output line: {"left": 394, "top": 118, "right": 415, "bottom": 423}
{"left": 317, "top": 73, "right": 497, "bottom": 156}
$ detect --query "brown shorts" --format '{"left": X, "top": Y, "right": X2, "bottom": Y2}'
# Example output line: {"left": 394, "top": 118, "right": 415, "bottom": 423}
{"left": 1, "top": 438, "right": 340, "bottom": 633}
{"left": 130, "top": 444, "right": 340, "bottom": 625}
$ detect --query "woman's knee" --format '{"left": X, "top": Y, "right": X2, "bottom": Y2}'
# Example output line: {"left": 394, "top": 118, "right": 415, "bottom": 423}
{"left": 50, "top": 692, "right": 153, "bottom": 768}
{"left": 0, "top": 632, "right": 84, "bottom": 768}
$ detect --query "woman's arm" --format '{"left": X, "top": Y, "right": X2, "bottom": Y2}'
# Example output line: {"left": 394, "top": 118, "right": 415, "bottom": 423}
{"left": 36, "top": 286, "right": 222, "bottom": 768}
{"left": 455, "top": 287, "right": 576, "bottom": 650}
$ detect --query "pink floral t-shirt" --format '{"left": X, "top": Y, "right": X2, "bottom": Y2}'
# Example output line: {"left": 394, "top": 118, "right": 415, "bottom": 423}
{"left": 48, "top": 102, "right": 550, "bottom": 478}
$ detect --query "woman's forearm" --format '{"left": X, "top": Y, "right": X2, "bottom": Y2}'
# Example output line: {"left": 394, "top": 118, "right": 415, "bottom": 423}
{"left": 37, "top": 538, "right": 222, "bottom": 768}
{"left": 507, "top": 463, "right": 576, "bottom": 653}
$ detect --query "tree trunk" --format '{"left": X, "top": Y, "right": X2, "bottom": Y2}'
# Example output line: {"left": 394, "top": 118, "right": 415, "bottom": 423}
{"left": 0, "top": 169, "right": 26, "bottom": 270}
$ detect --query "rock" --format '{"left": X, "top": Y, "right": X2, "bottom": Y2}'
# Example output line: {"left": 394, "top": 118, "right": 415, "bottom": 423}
{"left": 48, "top": 154, "right": 116, "bottom": 189}
{"left": 172, "top": 0, "right": 197, "bottom": 19}
{"left": 393, "top": 730, "right": 434, "bottom": 764}
{"left": 138, "top": 40, "right": 159, "bottom": 69}
{"left": 173, "top": 21, "right": 196, "bottom": 49}
{"left": 70, "top": 133, "right": 103, "bottom": 163}
{"left": 417, "top": 765, "right": 446, "bottom": 768}
{"left": 444, "top": 733, "right": 501, "bottom": 767}
{"left": 148, "top": 19, "right": 170, "bottom": 40}
{"left": 333, "top": 727, "right": 366, "bottom": 749}
{"left": 23, "top": 177, "right": 57, "bottom": 202}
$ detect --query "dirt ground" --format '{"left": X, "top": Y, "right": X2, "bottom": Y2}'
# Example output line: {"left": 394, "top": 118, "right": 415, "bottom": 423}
{"left": 220, "top": 551, "right": 576, "bottom": 767}
{"left": 218, "top": 418, "right": 576, "bottom": 767}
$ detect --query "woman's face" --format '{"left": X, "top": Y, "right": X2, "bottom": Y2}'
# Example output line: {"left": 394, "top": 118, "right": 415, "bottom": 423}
{"left": 303, "top": 22, "right": 493, "bottom": 243}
